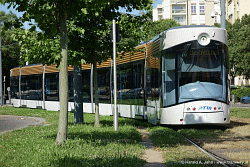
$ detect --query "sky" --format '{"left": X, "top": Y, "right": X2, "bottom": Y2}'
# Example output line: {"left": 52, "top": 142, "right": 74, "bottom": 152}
{"left": 1, "top": 1, "right": 162, "bottom": 16}
{"left": 0, "top": 1, "right": 162, "bottom": 29}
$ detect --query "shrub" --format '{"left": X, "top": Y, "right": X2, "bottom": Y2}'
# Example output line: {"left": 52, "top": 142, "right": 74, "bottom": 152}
{"left": 230, "top": 87, "right": 250, "bottom": 102}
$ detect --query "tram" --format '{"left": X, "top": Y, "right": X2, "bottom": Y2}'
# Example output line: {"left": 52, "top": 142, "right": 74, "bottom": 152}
{"left": 10, "top": 25, "right": 230, "bottom": 125}
{"left": 157, "top": 25, "right": 230, "bottom": 125}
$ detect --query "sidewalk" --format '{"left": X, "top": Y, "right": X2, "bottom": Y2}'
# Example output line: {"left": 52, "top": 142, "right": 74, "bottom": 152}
{"left": 0, "top": 115, "right": 47, "bottom": 134}
{"left": 137, "top": 127, "right": 166, "bottom": 167}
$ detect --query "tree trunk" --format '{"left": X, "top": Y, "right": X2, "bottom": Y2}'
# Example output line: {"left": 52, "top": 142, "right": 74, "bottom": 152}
{"left": 73, "top": 65, "right": 83, "bottom": 124}
{"left": 56, "top": 8, "right": 68, "bottom": 145}
{"left": 93, "top": 61, "right": 100, "bottom": 127}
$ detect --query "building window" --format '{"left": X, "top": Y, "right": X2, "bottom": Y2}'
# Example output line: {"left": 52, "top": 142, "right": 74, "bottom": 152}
{"left": 172, "top": 5, "right": 186, "bottom": 13}
{"left": 173, "top": 16, "right": 184, "bottom": 22}
{"left": 158, "top": 8, "right": 163, "bottom": 14}
{"left": 191, "top": 4, "right": 196, "bottom": 14}
{"left": 200, "top": 3, "right": 205, "bottom": 14}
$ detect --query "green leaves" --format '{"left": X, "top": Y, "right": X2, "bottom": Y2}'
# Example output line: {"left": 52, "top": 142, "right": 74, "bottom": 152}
{"left": 144, "top": 19, "right": 180, "bottom": 42}
{"left": 227, "top": 14, "right": 250, "bottom": 79}
{"left": 12, "top": 28, "right": 61, "bottom": 65}
{"left": 81, "top": 8, "right": 88, "bottom": 15}
{"left": 0, "top": 11, "right": 25, "bottom": 88}
{"left": 3, "top": 0, "right": 154, "bottom": 66}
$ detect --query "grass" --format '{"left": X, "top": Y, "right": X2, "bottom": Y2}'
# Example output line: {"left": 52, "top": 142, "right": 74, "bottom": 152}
{"left": 1, "top": 106, "right": 249, "bottom": 166}
{"left": 148, "top": 107, "right": 250, "bottom": 166}
{"left": 148, "top": 127, "right": 184, "bottom": 147}
{"left": 175, "top": 107, "right": 250, "bottom": 140}
{"left": 0, "top": 106, "right": 150, "bottom": 167}
{"left": 148, "top": 127, "right": 221, "bottom": 166}
{"left": 230, "top": 107, "right": 250, "bottom": 118}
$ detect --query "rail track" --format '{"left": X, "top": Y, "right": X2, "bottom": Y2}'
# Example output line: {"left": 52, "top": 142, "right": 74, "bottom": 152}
{"left": 180, "top": 133, "right": 244, "bottom": 167}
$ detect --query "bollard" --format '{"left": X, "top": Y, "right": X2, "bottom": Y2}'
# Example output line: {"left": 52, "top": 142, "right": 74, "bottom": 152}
{"left": 7, "top": 87, "right": 11, "bottom": 104}
{"left": 232, "top": 94, "right": 235, "bottom": 104}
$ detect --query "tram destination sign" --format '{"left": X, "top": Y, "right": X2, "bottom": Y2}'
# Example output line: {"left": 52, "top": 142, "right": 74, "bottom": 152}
{"left": 189, "top": 49, "right": 220, "bottom": 56}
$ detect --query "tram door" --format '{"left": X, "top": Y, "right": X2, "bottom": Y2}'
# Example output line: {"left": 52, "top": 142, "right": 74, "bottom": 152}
{"left": 146, "top": 54, "right": 161, "bottom": 125}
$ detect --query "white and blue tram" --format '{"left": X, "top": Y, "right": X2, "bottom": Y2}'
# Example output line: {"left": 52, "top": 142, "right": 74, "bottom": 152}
{"left": 158, "top": 26, "right": 230, "bottom": 125}
{"left": 10, "top": 25, "right": 230, "bottom": 125}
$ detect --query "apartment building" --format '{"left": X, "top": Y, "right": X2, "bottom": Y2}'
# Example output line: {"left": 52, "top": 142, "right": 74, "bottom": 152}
{"left": 153, "top": 0, "right": 221, "bottom": 26}
{"left": 226, "top": 0, "right": 250, "bottom": 24}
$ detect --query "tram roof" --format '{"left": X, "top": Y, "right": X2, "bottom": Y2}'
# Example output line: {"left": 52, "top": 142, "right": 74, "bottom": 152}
{"left": 168, "top": 25, "right": 215, "bottom": 31}
{"left": 149, "top": 25, "right": 221, "bottom": 43}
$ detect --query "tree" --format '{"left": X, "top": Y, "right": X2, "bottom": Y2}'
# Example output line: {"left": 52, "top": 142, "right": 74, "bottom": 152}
{"left": 144, "top": 19, "right": 180, "bottom": 41}
{"left": 2, "top": 0, "right": 153, "bottom": 143}
{"left": 13, "top": 2, "right": 153, "bottom": 128}
{"left": 1, "top": 0, "right": 86, "bottom": 145}
{"left": 228, "top": 14, "right": 250, "bottom": 80}
{"left": 0, "top": 11, "right": 24, "bottom": 97}
{"left": 214, "top": 21, "right": 236, "bottom": 79}
{"left": 75, "top": 8, "right": 152, "bottom": 127}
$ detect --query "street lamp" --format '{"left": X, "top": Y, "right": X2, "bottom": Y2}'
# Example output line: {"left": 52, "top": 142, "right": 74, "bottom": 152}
{"left": 0, "top": 23, "right": 2, "bottom": 106}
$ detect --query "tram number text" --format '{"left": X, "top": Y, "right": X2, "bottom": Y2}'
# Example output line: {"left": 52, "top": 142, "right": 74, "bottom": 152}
{"left": 190, "top": 49, "right": 219, "bottom": 56}
{"left": 198, "top": 106, "right": 212, "bottom": 110}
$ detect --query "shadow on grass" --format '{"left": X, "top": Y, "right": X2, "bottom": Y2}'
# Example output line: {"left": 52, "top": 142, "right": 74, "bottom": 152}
{"left": 50, "top": 155, "right": 146, "bottom": 167}
{"left": 165, "top": 121, "right": 247, "bottom": 132}
{"left": 68, "top": 115, "right": 151, "bottom": 128}
{"left": 148, "top": 119, "right": 250, "bottom": 148}
{"left": 67, "top": 129, "right": 142, "bottom": 143}
{"left": 157, "top": 120, "right": 250, "bottom": 148}
{"left": 225, "top": 120, "right": 249, "bottom": 129}
{"left": 47, "top": 120, "right": 146, "bottom": 144}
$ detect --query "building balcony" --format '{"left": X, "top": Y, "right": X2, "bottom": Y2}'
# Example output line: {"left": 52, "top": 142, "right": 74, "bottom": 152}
{"left": 177, "top": 20, "right": 187, "bottom": 25}
{"left": 172, "top": 9, "right": 186, "bottom": 14}
{"left": 158, "top": 11, "right": 164, "bottom": 14}
{"left": 172, "top": 0, "right": 187, "bottom": 4}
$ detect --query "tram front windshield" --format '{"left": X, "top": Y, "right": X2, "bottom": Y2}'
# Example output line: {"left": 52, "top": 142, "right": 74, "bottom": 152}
{"left": 162, "top": 41, "right": 228, "bottom": 107}
{"left": 179, "top": 48, "right": 222, "bottom": 87}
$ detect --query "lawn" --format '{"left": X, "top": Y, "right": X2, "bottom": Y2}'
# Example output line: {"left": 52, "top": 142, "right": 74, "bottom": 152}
{"left": 230, "top": 107, "right": 250, "bottom": 118}
{"left": 147, "top": 107, "right": 250, "bottom": 166}
{"left": 147, "top": 126, "right": 222, "bottom": 166}
{"left": 1, "top": 106, "right": 249, "bottom": 166}
{"left": 0, "top": 106, "right": 149, "bottom": 167}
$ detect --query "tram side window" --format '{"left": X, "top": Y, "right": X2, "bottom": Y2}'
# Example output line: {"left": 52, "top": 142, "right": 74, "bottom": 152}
{"left": 45, "top": 73, "right": 59, "bottom": 101}
{"left": 97, "top": 68, "right": 111, "bottom": 104}
{"left": 10, "top": 76, "right": 19, "bottom": 99}
{"left": 81, "top": 70, "right": 91, "bottom": 102}
{"left": 117, "top": 61, "right": 144, "bottom": 105}
{"left": 162, "top": 52, "right": 176, "bottom": 106}
{"left": 68, "top": 72, "right": 74, "bottom": 102}
{"left": 21, "top": 75, "right": 43, "bottom": 100}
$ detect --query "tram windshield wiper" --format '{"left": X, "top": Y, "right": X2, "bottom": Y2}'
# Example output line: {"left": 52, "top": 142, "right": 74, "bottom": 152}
{"left": 183, "top": 44, "right": 192, "bottom": 57}
{"left": 213, "top": 50, "right": 217, "bottom": 60}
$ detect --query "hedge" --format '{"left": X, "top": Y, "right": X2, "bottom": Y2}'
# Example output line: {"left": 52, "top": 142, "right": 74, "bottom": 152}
{"left": 230, "top": 88, "right": 250, "bottom": 103}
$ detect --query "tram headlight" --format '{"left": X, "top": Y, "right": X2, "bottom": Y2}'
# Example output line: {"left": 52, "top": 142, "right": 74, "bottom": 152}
{"left": 198, "top": 33, "right": 210, "bottom": 46}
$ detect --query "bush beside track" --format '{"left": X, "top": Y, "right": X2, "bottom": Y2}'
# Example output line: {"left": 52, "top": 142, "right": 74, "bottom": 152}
{"left": 231, "top": 87, "right": 250, "bottom": 103}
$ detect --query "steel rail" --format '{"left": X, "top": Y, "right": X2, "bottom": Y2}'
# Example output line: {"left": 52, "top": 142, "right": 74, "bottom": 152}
{"left": 181, "top": 134, "right": 243, "bottom": 167}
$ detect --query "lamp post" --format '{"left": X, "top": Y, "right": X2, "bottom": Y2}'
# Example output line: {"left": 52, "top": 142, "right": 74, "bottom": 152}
{"left": 220, "top": 0, "right": 226, "bottom": 29}
{"left": 112, "top": 19, "right": 118, "bottom": 131}
{"left": 0, "top": 24, "right": 2, "bottom": 106}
